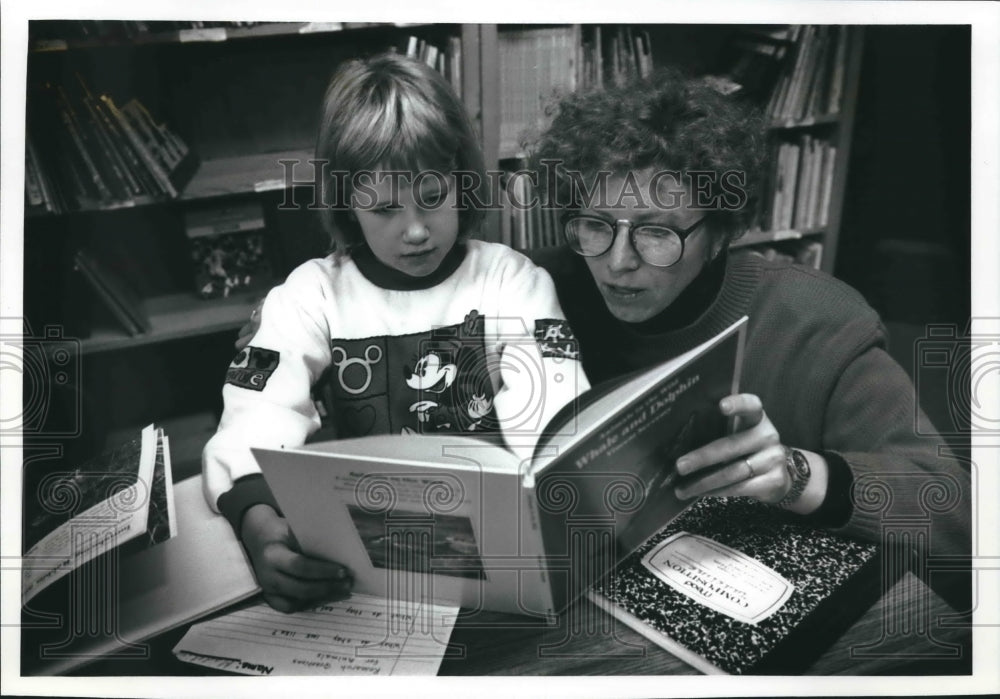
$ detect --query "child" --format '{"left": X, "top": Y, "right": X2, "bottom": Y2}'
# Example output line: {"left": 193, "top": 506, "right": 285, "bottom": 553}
{"left": 202, "top": 53, "right": 589, "bottom": 612}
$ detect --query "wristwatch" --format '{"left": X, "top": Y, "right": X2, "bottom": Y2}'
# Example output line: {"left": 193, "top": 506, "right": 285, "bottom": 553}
{"left": 779, "top": 447, "right": 811, "bottom": 508}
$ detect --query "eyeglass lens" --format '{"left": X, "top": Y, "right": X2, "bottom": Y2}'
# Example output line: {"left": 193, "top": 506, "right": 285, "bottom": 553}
{"left": 566, "top": 218, "right": 684, "bottom": 267}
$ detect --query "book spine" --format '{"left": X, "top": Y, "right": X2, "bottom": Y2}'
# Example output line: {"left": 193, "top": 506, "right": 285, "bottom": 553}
{"left": 97, "top": 98, "right": 163, "bottom": 197}
{"left": 126, "top": 99, "right": 188, "bottom": 166}
{"left": 24, "top": 141, "right": 45, "bottom": 207}
{"left": 74, "top": 74, "right": 143, "bottom": 199}
{"left": 521, "top": 487, "right": 557, "bottom": 615}
{"left": 53, "top": 85, "right": 114, "bottom": 204}
{"left": 74, "top": 251, "right": 143, "bottom": 336}
{"left": 101, "top": 94, "right": 178, "bottom": 198}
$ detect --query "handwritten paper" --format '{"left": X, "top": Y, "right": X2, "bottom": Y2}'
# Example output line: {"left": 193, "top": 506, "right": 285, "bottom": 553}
{"left": 173, "top": 594, "right": 459, "bottom": 675}
{"left": 642, "top": 532, "right": 794, "bottom": 625}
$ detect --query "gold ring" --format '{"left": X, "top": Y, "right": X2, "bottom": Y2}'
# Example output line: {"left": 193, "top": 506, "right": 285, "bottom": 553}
{"left": 744, "top": 457, "right": 756, "bottom": 480}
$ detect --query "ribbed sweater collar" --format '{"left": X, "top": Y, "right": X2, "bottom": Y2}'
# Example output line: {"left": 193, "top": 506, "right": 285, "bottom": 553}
{"left": 616, "top": 252, "right": 763, "bottom": 361}
{"left": 351, "top": 242, "right": 468, "bottom": 291}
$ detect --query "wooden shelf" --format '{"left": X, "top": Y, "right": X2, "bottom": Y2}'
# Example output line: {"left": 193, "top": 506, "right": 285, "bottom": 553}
{"left": 769, "top": 113, "right": 840, "bottom": 131}
{"left": 31, "top": 22, "right": 431, "bottom": 53}
{"left": 79, "top": 288, "right": 268, "bottom": 355}
{"left": 27, "top": 149, "right": 313, "bottom": 217}
{"left": 180, "top": 148, "right": 313, "bottom": 201}
{"left": 730, "top": 227, "right": 824, "bottom": 249}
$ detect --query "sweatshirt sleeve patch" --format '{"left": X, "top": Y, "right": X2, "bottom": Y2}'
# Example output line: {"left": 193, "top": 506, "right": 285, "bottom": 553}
{"left": 534, "top": 319, "right": 580, "bottom": 360}
{"left": 226, "top": 346, "right": 280, "bottom": 391}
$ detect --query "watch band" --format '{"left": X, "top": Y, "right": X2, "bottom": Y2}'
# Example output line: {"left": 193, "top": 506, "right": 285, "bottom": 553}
{"left": 779, "top": 447, "right": 811, "bottom": 508}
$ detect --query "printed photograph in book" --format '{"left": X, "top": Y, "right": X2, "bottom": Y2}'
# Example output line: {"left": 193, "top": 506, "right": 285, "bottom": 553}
{"left": 347, "top": 505, "right": 487, "bottom": 580}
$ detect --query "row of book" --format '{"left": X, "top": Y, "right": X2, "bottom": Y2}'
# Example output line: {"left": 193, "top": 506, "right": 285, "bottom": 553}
{"left": 764, "top": 135, "right": 837, "bottom": 234}
{"left": 766, "top": 25, "right": 851, "bottom": 123}
{"left": 579, "top": 25, "right": 655, "bottom": 90}
{"left": 498, "top": 25, "right": 656, "bottom": 159}
{"left": 402, "top": 34, "right": 463, "bottom": 99}
{"left": 29, "top": 20, "right": 410, "bottom": 47}
{"left": 26, "top": 75, "right": 196, "bottom": 213}
{"left": 497, "top": 163, "right": 564, "bottom": 251}
{"left": 498, "top": 27, "right": 578, "bottom": 158}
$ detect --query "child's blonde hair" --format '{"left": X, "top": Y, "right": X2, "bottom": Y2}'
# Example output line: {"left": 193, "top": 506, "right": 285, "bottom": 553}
{"left": 316, "top": 52, "right": 487, "bottom": 250}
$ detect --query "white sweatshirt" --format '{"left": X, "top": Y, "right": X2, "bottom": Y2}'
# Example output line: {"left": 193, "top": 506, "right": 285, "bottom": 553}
{"left": 202, "top": 240, "right": 589, "bottom": 512}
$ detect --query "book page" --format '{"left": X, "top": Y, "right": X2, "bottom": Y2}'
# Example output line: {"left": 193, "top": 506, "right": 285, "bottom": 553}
{"left": 21, "top": 424, "right": 157, "bottom": 603}
{"left": 173, "top": 594, "right": 460, "bottom": 676}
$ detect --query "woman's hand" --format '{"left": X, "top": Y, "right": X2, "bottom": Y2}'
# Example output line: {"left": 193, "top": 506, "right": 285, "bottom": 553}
{"left": 673, "top": 394, "right": 828, "bottom": 515}
{"left": 235, "top": 300, "right": 265, "bottom": 352}
{"left": 240, "top": 504, "right": 353, "bottom": 613}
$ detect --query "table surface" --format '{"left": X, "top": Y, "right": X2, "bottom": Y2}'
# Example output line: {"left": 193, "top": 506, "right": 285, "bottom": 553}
{"left": 55, "top": 570, "right": 969, "bottom": 677}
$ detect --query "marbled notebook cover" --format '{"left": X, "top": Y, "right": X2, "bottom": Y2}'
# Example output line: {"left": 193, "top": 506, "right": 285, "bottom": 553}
{"left": 590, "top": 497, "right": 881, "bottom": 674}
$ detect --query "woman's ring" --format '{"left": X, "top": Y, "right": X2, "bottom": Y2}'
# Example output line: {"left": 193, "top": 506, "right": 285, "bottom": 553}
{"left": 743, "top": 457, "right": 756, "bottom": 480}
{"left": 251, "top": 308, "right": 259, "bottom": 321}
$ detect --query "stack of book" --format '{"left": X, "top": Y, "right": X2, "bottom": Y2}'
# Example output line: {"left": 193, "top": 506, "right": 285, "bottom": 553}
{"left": 767, "top": 25, "right": 851, "bottom": 124}
{"left": 498, "top": 160, "right": 564, "bottom": 251}
{"left": 767, "top": 135, "right": 837, "bottom": 234}
{"left": 25, "top": 74, "right": 197, "bottom": 213}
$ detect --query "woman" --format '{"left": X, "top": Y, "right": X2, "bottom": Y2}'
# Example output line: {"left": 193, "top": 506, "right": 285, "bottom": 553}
{"left": 528, "top": 69, "right": 969, "bottom": 568}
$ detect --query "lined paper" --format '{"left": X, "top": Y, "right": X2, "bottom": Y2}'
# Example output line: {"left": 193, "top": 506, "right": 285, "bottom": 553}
{"left": 173, "top": 594, "right": 459, "bottom": 675}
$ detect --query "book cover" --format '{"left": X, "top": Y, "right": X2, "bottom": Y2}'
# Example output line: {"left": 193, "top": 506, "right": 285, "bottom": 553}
{"left": 22, "top": 473, "right": 259, "bottom": 677}
{"left": 184, "top": 200, "right": 272, "bottom": 299}
{"left": 588, "top": 497, "right": 884, "bottom": 675}
{"left": 253, "top": 317, "right": 746, "bottom": 616}
{"left": 21, "top": 424, "right": 174, "bottom": 604}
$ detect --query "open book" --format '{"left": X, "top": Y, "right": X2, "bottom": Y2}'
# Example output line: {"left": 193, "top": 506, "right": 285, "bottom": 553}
{"left": 254, "top": 317, "right": 747, "bottom": 616}
{"left": 22, "top": 423, "right": 176, "bottom": 603}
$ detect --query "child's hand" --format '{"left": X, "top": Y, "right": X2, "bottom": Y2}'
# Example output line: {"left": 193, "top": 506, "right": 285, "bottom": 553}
{"left": 240, "top": 503, "right": 353, "bottom": 613}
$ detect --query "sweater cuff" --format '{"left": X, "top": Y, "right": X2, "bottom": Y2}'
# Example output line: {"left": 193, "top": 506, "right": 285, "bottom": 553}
{"left": 216, "top": 474, "right": 284, "bottom": 540}
{"left": 798, "top": 450, "right": 853, "bottom": 528}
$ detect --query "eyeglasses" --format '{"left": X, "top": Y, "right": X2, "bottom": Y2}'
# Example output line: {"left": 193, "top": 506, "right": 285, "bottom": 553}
{"left": 562, "top": 213, "right": 709, "bottom": 268}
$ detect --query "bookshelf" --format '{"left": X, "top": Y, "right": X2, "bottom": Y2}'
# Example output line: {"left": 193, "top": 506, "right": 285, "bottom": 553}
{"left": 21, "top": 20, "right": 863, "bottom": 457}
{"left": 22, "top": 20, "right": 485, "bottom": 457}
{"left": 486, "top": 24, "right": 863, "bottom": 275}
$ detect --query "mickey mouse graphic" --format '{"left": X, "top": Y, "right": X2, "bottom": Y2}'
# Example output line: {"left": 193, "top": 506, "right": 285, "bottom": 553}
{"left": 402, "top": 351, "right": 458, "bottom": 433}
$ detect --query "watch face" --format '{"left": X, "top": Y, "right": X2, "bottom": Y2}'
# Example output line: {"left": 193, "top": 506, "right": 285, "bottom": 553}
{"left": 780, "top": 448, "right": 811, "bottom": 508}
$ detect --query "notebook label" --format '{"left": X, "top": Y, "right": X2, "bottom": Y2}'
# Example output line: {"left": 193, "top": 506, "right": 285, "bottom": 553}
{"left": 641, "top": 532, "right": 793, "bottom": 625}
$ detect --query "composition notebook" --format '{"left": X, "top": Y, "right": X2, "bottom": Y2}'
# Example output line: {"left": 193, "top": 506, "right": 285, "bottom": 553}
{"left": 588, "top": 496, "right": 885, "bottom": 675}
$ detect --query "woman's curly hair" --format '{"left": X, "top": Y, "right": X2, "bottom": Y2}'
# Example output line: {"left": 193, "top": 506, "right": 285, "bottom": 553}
{"left": 531, "top": 68, "right": 768, "bottom": 244}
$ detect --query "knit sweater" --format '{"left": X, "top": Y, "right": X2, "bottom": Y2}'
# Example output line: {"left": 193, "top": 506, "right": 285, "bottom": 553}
{"left": 203, "top": 240, "right": 589, "bottom": 530}
{"left": 531, "top": 245, "right": 971, "bottom": 564}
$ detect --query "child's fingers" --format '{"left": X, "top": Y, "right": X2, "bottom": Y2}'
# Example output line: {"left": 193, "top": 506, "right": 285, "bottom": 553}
{"left": 267, "top": 543, "right": 352, "bottom": 581}
{"left": 270, "top": 569, "right": 353, "bottom": 603}
{"left": 263, "top": 592, "right": 300, "bottom": 614}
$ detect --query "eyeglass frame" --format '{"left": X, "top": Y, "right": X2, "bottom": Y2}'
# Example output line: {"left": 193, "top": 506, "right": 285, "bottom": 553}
{"left": 561, "top": 212, "right": 710, "bottom": 268}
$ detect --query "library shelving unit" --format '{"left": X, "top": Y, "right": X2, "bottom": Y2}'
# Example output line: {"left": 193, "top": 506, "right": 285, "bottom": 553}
{"left": 484, "top": 24, "right": 864, "bottom": 275}
{"left": 22, "top": 20, "right": 492, "bottom": 465}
